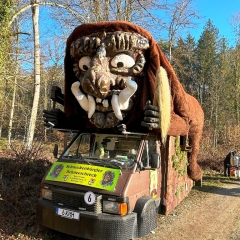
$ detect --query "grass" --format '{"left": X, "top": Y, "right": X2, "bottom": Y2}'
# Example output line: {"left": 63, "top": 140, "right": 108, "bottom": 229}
{"left": 191, "top": 170, "right": 240, "bottom": 195}
{"left": 203, "top": 170, "right": 239, "bottom": 184}
{"left": 0, "top": 137, "right": 8, "bottom": 151}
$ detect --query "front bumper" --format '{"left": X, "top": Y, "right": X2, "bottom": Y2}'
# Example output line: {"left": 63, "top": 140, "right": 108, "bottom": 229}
{"left": 37, "top": 198, "right": 137, "bottom": 240}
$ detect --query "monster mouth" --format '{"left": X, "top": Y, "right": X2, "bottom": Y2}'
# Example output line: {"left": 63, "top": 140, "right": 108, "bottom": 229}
{"left": 71, "top": 78, "right": 137, "bottom": 128}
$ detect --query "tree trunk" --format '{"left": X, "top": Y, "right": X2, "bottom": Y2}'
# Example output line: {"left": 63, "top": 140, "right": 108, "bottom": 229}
{"left": 116, "top": 0, "right": 122, "bottom": 20}
{"left": 8, "top": 76, "right": 17, "bottom": 146}
{"left": 7, "top": 22, "right": 21, "bottom": 146}
{"left": 44, "top": 72, "right": 48, "bottom": 142}
{"left": 0, "top": 80, "right": 9, "bottom": 138}
{"left": 26, "top": 0, "right": 41, "bottom": 149}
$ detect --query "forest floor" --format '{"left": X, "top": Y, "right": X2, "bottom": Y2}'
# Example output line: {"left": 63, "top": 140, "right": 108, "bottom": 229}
{"left": 0, "top": 146, "right": 240, "bottom": 240}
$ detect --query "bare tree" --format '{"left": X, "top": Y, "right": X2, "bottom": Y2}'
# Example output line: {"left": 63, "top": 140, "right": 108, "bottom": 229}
{"left": 231, "top": 11, "right": 240, "bottom": 45}
{"left": 25, "top": 0, "right": 41, "bottom": 149}
{"left": 6, "top": 1, "right": 87, "bottom": 148}
{"left": 7, "top": 39, "right": 20, "bottom": 146}
{"left": 7, "top": 1, "right": 86, "bottom": 27}
{"left": 47, "top": 0, "right": 167, "bottom": 30}
{"left": 163, "top": 0, "right": 199, "bottom": 62}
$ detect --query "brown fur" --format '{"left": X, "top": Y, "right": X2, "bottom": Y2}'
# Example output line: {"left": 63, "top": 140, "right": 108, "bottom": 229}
{"left": 64, "top": 21, "right": 204, "bottom": 181}
{"left": 154, "top": 67, "right": 171, "bottom": 144}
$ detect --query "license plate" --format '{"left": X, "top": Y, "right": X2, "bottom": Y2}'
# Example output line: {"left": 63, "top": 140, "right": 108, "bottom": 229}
{"left": 56, "top": 208, "right": 80, "bottom": 220}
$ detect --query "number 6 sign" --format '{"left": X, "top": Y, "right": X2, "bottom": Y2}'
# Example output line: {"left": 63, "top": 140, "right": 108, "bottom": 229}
{"left": 84, "top": 191, "right": 96, "bottom": 205}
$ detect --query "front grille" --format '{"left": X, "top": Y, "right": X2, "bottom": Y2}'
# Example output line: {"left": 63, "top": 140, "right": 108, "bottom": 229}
{"left": 52, "top": 190, "right": 102, "bottom": 213}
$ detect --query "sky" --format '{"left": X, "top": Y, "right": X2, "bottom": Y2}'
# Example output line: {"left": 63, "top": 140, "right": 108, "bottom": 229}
{"left": 21, "top": 0, "right": 240, "bottom": 70}
{"left": 192, "top": 0, "right": 240, "bottom": 45}
{"left": 36, "top": 1, "right": 240, "bottom": 47}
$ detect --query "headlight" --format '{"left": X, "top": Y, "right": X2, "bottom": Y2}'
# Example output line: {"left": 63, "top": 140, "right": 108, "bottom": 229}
{"left": 41, "top": 188, "right": 52, "bottom": 200}
{"left": 102, "top": 201, "right": 127, "bottom": 215}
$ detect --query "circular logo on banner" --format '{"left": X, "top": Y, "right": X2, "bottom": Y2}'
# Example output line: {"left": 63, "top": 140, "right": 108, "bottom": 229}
{"left": 84, "top": 191, "right": 96, "bottom": 205}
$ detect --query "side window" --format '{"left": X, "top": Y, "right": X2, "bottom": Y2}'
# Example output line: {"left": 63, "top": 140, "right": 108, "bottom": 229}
{"left": 78, "top": 134, "right": 91, "bottom": 157}
{"left": 141, "top": 140, "right": 156, "bottom": 167}
{"left": 64, "top": 134, "right": 91, "bottom": 158}
{"left": 64, "top": 137, "right": 80, "bottom": 158}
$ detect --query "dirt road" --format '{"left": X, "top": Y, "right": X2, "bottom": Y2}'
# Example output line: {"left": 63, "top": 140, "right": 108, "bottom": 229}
{"left": 138, "top": 179, "right": 240, "bottom": 240}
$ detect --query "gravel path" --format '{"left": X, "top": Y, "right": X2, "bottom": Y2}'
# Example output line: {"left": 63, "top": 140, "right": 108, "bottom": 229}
{"left": 138, "top": 180, "right": 240, "bottom": 240}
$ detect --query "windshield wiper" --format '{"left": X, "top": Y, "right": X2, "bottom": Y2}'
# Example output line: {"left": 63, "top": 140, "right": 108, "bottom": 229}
{"left": 87, "top": 159, "right": 122, "bottom": 169}
{"left": 62, "top": 156, "right": 91, "bottom": 164}
{"left": 103, "top": 161, "right": 122, "bottom": 169}
{"left": 62, "top": 156, "right": 122, "bottom": 169}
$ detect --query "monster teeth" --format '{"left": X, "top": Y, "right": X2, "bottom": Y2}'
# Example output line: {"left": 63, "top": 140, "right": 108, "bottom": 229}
{"left": 111, "top": 78, "right": 137, "bottom": 120}
{"left": 88, "top": 95, "right": 96, "bottom": 119}
{"left": 111, "top": 94, "right": 123, "bottom": 120}
{"left": 118, "top": 78, "right": 137, "bottom": 110}
{"left": 72, "top": 79, "right": 137, "bottom": 121}
{"left": 102, "top": 99, "right": 109, "bottom": 108}
{"left": 96, "top": 98, "right": 102, "bottom": 103}
{"left": 71, "top": 82, "right": 89, "bottom": 111}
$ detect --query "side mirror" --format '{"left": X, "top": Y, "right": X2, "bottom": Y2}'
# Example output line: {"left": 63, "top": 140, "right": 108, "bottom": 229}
{"left": 151, "top": 152, "right": 160, "bottom": 168}
{"left": 53, "top": 144, "right": 59, "bottom": 158}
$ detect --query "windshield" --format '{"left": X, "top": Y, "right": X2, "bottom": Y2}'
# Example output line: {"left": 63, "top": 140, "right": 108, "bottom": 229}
{"left": 62, "top": 133, "right": 142, "bottom": 169}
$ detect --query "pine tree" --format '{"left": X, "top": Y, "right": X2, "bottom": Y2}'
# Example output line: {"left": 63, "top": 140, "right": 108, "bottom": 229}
{"left": 173, "top": 34, "right": 198, "bottom": 96}
{"left": 195, "top": 20, "right": 219, "bottom": 112}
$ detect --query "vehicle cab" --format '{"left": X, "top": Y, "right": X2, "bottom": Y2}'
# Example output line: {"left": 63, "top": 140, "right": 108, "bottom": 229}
{"left": 37, "top": 130, "right": 161, "bottom": 240}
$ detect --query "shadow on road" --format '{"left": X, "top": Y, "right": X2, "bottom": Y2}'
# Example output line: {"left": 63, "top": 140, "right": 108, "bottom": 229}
{"left": 194, "top": 178, "right": 240, "bottom": 197}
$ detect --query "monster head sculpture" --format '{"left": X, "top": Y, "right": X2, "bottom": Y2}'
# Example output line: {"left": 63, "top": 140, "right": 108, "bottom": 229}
{"left": 69, "top": 30, "right": 149, "bottom": 128}
{"left": 64, "top": 21, "right": 170, "bottom": 132}
{"left": 63, "top": 21, "right": 204, "bottom": 181}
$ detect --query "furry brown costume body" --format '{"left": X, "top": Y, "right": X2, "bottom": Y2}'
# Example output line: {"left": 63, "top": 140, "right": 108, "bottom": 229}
{"left": 63, "top": 21, "right": 204, "bottom": 181}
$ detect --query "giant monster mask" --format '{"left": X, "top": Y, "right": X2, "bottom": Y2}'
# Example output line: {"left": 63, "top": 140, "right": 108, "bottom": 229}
{"left": 69, "top": 31, "right": 149, "bottom": 128}
{"left": 63, "top": 21, "right": 204, "bottom": 181}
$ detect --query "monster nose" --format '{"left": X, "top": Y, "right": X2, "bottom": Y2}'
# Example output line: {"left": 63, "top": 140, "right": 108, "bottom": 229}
{"left": 97, "top": 74, "right": 111, "bottom": 97}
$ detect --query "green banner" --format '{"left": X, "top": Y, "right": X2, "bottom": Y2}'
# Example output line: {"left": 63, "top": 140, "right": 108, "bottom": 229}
{"left": 45, "top": 162, "right": 121, "bottom": 191}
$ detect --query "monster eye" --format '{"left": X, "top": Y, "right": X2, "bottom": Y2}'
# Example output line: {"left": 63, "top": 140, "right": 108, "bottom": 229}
{"left": 79, "top": 56, "right": 91, "bottom": 71}
{"left": 111, "top": 54, "right": 135, "bottom": 68}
